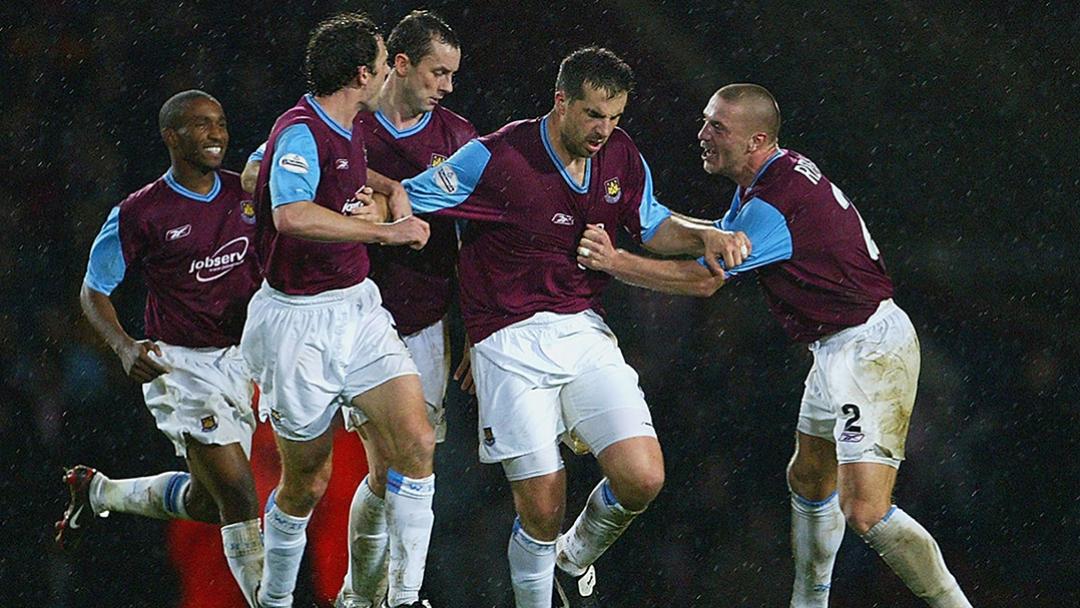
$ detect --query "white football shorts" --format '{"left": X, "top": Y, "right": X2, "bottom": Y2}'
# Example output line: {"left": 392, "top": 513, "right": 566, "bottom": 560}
{"left": 142, "top": 343, "right": 257, "bottom": 458}
{"left": 471, "top": 310, "right": 655, "bottom": 481}
{"left": 344, "top": 317, "right": 450, "bottom": 442}
{"left": 798, "top": 299, "right": 921, "bottom": 468}
{"left": 241, "top": 279, "right": 419, "bottom": 441}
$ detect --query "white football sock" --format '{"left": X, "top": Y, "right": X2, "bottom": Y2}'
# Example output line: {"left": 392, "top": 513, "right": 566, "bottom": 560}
{"left": 861, "top": 506, "right": 972, "bottom": 608}
{"left": 222, "top": 518, "right": 264, "bottom": 608}
{"left": 789, "top": 491, "right": 845, "bottom": 608}
{"left": 259, "top": 493, "right": 311, "bottom": 608}
{"left": 341, "top": 476, "right": 389, "bottom": 605}
{"left": 556, "top": 478, "right": 643, "bottom": 576}
{"left": 385, "top": 469, "right": 434, "bottom": 607}
{"left": 508, "top": 517, "right": 556, "bottom": 608}
{"left": 89, "top": 471, "right": 191, "bottom": 520}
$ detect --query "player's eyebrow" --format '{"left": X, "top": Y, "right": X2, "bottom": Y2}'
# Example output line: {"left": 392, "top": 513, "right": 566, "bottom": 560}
{"left": 586, "top": 108, "right": 623, "bottom": 120}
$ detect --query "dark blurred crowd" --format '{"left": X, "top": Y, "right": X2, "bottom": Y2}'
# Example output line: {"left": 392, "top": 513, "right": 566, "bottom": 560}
{"left": 1, "top": 1, "right": 1076, "bottom": 606}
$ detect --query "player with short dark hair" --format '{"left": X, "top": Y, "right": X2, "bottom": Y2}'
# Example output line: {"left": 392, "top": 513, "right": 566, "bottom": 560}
{"left": 402, "top": 46, "right": 749, "bottom": 608}
{"left": 240, "top": 12, "right": 435, "bottom": 608}
{"left": 576, "top": 83, "right": 973, "bottom": 608}
{"left": 335, "top": 10, "right": 476, "bottom": 608}
{"left": 60, "top": 89, "right": 264, "bottom": 607}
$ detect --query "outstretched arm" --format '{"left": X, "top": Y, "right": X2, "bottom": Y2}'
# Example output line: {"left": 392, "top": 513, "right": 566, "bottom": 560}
{"left": 630, "top": 156, "right": 749, "bottom": 273}
{"left": 273, "top": 198, "right": 429, "bottom": 248}
{"left": 644, "top": 216, "right": 751, "bottom": 274}
{"left": 578, "top": 224, "right": 724, "bottom": 297}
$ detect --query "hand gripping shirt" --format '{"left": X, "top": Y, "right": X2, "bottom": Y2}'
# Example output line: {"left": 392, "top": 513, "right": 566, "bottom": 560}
{"left": 403, "top": 117, "right": 672, "bottom": 343}
{"left": 357, "top": 105, "right": 478, "bottom": 335}
{"left": 84, "top": 170, "right": 260, "bottom": 347}
{"left": 711, "top": 149, "right": 894, "bottom": 342}
{"left": 253, "top": 94, "right": 371, "bottom": 295}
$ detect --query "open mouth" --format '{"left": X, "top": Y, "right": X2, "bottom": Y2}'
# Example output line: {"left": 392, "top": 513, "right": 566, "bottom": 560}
{"left": 700, "top": 142, "right": 715, "bottom": 160}
{"left": 204, "top": 145, "right": 224, "bottom": 157}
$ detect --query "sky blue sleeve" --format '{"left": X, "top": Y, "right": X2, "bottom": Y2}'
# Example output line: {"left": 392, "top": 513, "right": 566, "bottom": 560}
{"left": 638, "top": 156, "right": 673, "bottom": 243}
{"left": 403, "top": 139, "right": 492, "bottom": 214}
{"left": 269, "top": 125, "right": 320, "bottom": 208}
{"left": 248, "top": 141, "right": 266, "bottom": 163}
{"left": 700, "top": 196, "right": 792, "bottom": 275}
{"left": 84, "top": 206, "right": 126, "bottom": 295}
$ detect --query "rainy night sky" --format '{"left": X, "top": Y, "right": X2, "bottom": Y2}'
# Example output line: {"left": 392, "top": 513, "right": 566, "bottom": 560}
{"left": 1, "top": 1, "right": 1077, "bottom": 606}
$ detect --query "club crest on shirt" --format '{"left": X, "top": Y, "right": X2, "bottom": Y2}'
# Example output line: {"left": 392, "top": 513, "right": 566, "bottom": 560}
{"left": 429, "top": 153, "right": 448, "bottom": 167}
{"left": 483, "top": 427, "right": 496, "bottom": 446}
{"left": 200, "top": 415, "right": 218, "bottom": 432}
{"left": 240, "top": 200, "right": 256, "bottom": 224}
{"left": 603, "top": 177, "right": 622, "bottom": 204}
{"left": 165, "top": 224, "right": 192, "bottom": 241}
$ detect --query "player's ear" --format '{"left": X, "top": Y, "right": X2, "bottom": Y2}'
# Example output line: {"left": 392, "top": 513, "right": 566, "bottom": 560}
{"left": 747, "top": 131, "right": 766, "bottom": 152}
{"left": 393, "top": 53, "right": 411, "bottom": 76}
{"left": 160, "top": 127, "right": 177, "bottom": 148}
{"left": 554, "top": 90, "right": 567, "bottom": 115}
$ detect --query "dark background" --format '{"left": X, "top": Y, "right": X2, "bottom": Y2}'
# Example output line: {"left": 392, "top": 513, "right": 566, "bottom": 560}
{"left": 2, "top": 1, "right": 1077, "bottom": 606}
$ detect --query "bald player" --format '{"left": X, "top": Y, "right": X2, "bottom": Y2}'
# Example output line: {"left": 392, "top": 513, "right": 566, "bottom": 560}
{"left": 576, "top": 83, "right": 973, "bottom": 608}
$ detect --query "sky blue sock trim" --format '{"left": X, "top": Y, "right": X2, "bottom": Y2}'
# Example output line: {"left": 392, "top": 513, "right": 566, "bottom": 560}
{"left": 387, "top": 469, "right": 405, "bottom": 495}
{"left": 792, "top": 490, "right": 838, "bottom": 509}
{"left": 164, "top": 472, "right": 191, "bottom": 515}
{"left": 601, "top": 479, "right": 619, "bottom": 507}
{"left": 882, "top": 505, "right": 898, "bottom": 523}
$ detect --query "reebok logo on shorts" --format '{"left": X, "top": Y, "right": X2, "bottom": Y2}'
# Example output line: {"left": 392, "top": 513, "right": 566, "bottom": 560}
{"left": 839, "top": 431, "right": 864, "bottom": 443}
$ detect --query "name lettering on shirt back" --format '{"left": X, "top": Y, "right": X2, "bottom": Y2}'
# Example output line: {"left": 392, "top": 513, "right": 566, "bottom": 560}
{"left": 793, "top": 156, "right": 822, "bottom": 184}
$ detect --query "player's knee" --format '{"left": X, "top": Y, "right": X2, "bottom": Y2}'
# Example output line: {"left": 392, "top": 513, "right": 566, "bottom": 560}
{"left": 517, "top": 503, "right": 564, "bottom": 541}
{"left": 281, "top": 463, "right": 333, "bottom": 512}
{"left": 390, "top": 417, "right": 436, "bottom": 473}
{"left": 840, "top": 497, "right": 889, "bottom": 535}
{"left": 609, "top": 462, "right": 664, "bottom": 511}
{"left": 293, "top": 475, "right": 331, "bottom": 512}
{"left": 786, "top": 457, "right": 835, "bottom": 499}
{"left": 625, "top": 467, "right": 665, "bottom": 510}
